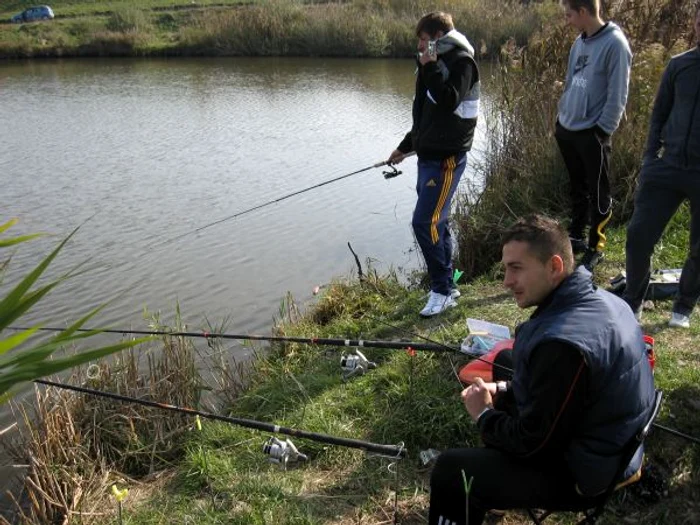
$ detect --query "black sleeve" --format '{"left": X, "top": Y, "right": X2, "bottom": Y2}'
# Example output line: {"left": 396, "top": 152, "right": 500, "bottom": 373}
{"left": 643, "top": 62, "right": 675, "bottom": 161}
{"left": 396, "top": 131, "right": 413, "bottom": 154}
{"left": 421, "top": 57, "right": 474, "bottom": 112}
{"left": 477, "top": 341, "right": 587, "bottom": 459}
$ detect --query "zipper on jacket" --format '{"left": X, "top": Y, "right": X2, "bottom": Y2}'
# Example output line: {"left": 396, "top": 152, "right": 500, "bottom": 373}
{"left": 684, "top": 77, "right": 700, "bottom": 169}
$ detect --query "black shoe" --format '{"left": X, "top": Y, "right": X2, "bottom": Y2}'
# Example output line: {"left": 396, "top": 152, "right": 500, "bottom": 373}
{"left": 580, "top": 249, "right": 604, "bottom": 271}
{"left": 569, "top": 236, "right": 587, "bottom": 255}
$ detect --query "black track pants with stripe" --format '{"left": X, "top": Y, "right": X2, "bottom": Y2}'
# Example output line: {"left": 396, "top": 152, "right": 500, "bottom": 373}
{"left": 555, "top": 123, "right": 613, "bottom": 252}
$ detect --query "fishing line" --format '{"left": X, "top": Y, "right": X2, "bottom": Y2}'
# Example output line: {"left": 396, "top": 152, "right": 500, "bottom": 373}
{"left": 59, "top": 153, "right": 421, "bottom": 294}
{"left": 150, "top": 152, "right": 417, "bottom": 250}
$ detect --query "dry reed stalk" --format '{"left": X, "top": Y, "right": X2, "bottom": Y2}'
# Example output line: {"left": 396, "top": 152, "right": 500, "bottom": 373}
{"left": 3, "top": 325, "right": 222, "bottom": 524}
{"left": 4, "top": 386, "right": 111, "bottom": 524}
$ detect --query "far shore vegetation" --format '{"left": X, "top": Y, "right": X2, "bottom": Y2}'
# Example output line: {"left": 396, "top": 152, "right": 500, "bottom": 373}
{"left": 2, "top": 0, "right": 699, "bottom": 524}
{"left": 0, "top": 0, "right": 548, "bottom": 58}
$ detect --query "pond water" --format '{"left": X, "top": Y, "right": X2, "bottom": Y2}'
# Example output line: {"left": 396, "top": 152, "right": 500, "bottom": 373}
{"left": 0, "top": 56, "right": 491, "bottom": 512}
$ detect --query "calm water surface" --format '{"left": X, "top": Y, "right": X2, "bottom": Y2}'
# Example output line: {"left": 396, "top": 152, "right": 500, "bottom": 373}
{"left": 1, "top": 57, "right": 490, "bottom": 335}
{"left": 0, "top": 57, "right": 490, "bottom": 507}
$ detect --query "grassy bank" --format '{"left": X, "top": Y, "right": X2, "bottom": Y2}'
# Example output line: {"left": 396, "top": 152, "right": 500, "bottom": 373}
{"left": 4, "top": 221, "right": 699, "bottom": 524}
{"left": 0, "top": 0, "right": 550, "bottom": 58}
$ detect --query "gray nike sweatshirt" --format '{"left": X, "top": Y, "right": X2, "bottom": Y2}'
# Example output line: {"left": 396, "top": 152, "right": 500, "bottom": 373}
{"left": 557, "top": 22, "right": 632, "bottom": 135}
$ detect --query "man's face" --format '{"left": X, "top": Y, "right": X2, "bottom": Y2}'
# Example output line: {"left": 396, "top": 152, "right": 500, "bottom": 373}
{"left": 502, "top": 241, "right": 558, "bottom": 309}
{"left": 563, "top": 5, "right": 587, "bottom": 32}
{"left": 417, "top": 30, "right": 443, "bottom": 54}
{"left": 417, "top": 31, "right": 432, "bottom": 54}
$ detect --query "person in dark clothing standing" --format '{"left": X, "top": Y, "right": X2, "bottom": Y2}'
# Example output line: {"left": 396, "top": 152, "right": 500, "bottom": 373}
{"left": 555, "top": 0, "right": 632, "bottom": 271}
{"left": 387, "top": 11, "right": 480, "bottom": 317}
{"left": 624, "top": 6, "right": 700, "bottom": 329}
{"left": 428, "top": 215, "right": 655, "bottom": 525}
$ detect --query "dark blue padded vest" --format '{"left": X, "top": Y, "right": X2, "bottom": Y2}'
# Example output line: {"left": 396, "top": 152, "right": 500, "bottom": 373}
{"left": 511, "top": 267, "right": 655, "bottom": 496}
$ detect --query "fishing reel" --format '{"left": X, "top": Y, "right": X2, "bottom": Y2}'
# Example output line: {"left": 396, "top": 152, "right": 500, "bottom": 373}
{"left": 419, "top": 448, "right": 441, "bottom": 467}
{"left": 382, "top": 164, "right": 402, "bottom": 179}
{"left": 262, "top": 437, "right": 308, "bottom": 470}
{"left": 340, "top": 349, "right": 377, "bottom": 379}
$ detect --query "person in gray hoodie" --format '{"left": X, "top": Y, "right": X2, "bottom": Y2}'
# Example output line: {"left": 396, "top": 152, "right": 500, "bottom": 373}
{"left": 555, "top": 0, "right": 632, "bottom": 271}
{"left": 624, "top": 5, "right": 700, "bottom": 329}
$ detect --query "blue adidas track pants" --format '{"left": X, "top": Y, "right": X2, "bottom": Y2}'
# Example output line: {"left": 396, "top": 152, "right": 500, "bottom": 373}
{"left": 412, "top": 153, "right": 466, "bottom": 295}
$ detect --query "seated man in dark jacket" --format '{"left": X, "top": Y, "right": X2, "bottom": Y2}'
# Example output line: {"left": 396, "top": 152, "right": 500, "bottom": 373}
{"left": 428, "top": 214, "right": 655, "bottom": 525}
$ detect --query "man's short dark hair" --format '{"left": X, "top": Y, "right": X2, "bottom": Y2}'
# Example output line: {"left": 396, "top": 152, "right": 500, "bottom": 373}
{"left": 502, "top": 214, "right": 575, "bottom": 273}
{"left": 561, "top": 0, "right": 599, "bottom": 15}
{"left": 416, "top": 12, "right": 454, "bottom": 37}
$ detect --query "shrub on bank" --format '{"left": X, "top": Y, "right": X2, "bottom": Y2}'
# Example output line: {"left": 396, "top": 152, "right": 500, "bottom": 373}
{"left": 106, "top": 5, "right": 153, "bottom": 34}
{"left": 455, "top": 0, "right": 697, "bottom": 279}
{"left": 179, "top": 0, "right": 547, "bottom": 58}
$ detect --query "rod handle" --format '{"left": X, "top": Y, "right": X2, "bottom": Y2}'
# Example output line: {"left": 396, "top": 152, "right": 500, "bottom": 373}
{"left": 376, "top": 151, "right": 416, "bottom": 168}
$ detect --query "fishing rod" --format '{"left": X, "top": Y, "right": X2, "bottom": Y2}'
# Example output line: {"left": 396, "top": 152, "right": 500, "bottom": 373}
{"left": 360, "top": 314, "right": 700, "bottom": 447}
{"left": 14, "top": 327, "right": 699, "bottom": 445}
{"left": 10, "top": 325, "right": 451, "bottom": 353}
{"left": 10, "top": 324, "right": 518, "bottom": 379}
{"left": 34, "top": 378, "right": 406, "bottom": 458}
{"left": 155, "top": 152, "right": 416, "bottom": 248}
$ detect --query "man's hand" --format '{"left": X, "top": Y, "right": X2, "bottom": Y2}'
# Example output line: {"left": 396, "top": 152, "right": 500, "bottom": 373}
{"left": 388, "top": 149, "right": 407, "bottom": 165}
{"left": 461, "top": 377, "right": 495, "bottom": 422}
{"left": 418, "top": 51, "right": 437, "bottom": 66}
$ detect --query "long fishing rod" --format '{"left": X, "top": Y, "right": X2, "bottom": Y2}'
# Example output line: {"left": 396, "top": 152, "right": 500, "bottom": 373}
{"left": 360, "top": 314, "right": 700, "bottom": 447}
{"left": 15, "top": 327, "right": 699, "bottom": 445}
{"left": 11, "top": 324, "right": 518, "bottom": 379}
{"left": 155, "top": 152, "right": 416, "bottom": 248}
{"left": 34, "top": 378, "right": 406, "bottom": 458}
{"left": 10, "top": 325, "right": 450, "bottom": 352}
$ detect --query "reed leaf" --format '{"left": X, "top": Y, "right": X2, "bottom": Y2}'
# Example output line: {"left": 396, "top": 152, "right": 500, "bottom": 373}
{"left": 0, "top": 233, "right": 44, "bottom": 248}
{"left": 0, "top": 327, "right": 38, "bottom": 356}
{"left": 0, "top": 220, "right": 153, "bottom": 403}
{"left": 0, "top": 280, "right": 64, "bottom": 331}
{"left": 0, "top": 218, "right": 19, "bottom": 234}
{"left": 0, "top": 337, "right": 152, "bottom": 394}
{"left": 0, "top": 227, "right": 77, "bottom": 328}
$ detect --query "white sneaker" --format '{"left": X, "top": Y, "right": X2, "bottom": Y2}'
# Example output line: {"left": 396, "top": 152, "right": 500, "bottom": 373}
{"left": 669, "top": 312, "right": 690, "bottom": 329}
{"left": 450, "top": 288, "right": 461, "bottom": 300}
{"left": 420, "top": 291, "right": 456, "bottom": 318}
